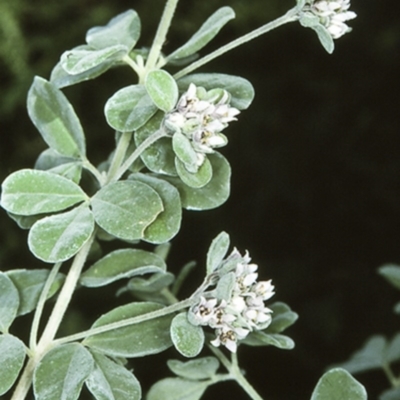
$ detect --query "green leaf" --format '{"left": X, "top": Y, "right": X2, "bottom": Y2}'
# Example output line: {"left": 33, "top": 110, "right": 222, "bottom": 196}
{"left": 1, "top": 169, "right": 87, "bottom": 216}
{"left": 163, "top": 152, "right": 231, "bottom": 210}
{"left": 105, "top": 84, "right": 158, "bottom": 132}
{"left": 170, "top": 313, "right": 204, "bottom": 358}
{"left": 135, "top": 112, "right": 177, "bottom": 176}
{"left": 386, "top": 333, "right": 400, "bottom": 364}
{"left": 6, "top": 212, "right": 45, "bottom": 230}
{"left": 128, "top": 173, "right": 182, "bottom": 243}
{"left": 175, "top": 157, "right": 212, "bottom": 188}
{"left": 86, "top": 10, "right": 141, "bottom": 51}
{"left": 0, "top": 334, "right": 26, "bottom": 396}
{"left": 299, "top": 14, "right": 320, "bottom": 28}
{"left": 147, "top": 378, "right": 209, "bottom": 400}
{"left": 86, "top": 350, "right": 141, "bottom": 400}
{"left": 33, "top": 343, "right": 94, "bottom": 400}
{"left": 91, "top": 180, "right": 163, "bottom": 242}
{"left": 310, "top": 368, "right": 367, "bottom": 400}
{"left": 265, "top": 302, "right": 299, "bottom": 334}
{"left": 28, "top": 204, "right": 95, "bottom": 263}
{"left": 242, "top": 331, "right": 295, "bottom": 350}
{"left": 216, "top": 272, "right": 235, "bottom": 301}
{"left": 167, "top": 357, "right": 219, "bottom": 380}
{"left": 380, "top": 387, "right": 400, "bottom": 400}
{"left": 6, "top": 269, "right": 65, "bottom": 316}
{"left": 206, "top": 231, "right": 230, "bottom": 275}
{"left": 168, "top": 7, "right": 235, "bottom": 61}
{"left": 312, "top": 25, "right": 335, "bottom": 54}
{"left": 83, "top": 302, "right": 174, "bottom": 357}
{"left": 35, "top": 148, "right": 78, "bottom": 170}
{"left": 27, "top": 76, "right": 86, "bottom": 157}
{"left": 172, "top": 132, "right": 199, "bottom": 172}
{"left": 61, "top": 45, "right": 127, "bottom": 75}
{"left": 177, "top": 73, "right": 254, "bottom": 110}
{"left": 48, "top": 162, "right": 82, "bottom": 184}
{"left": 378, "top": 264, "right": 400, "bottom": 291}
{"left": 80, "top": 248, "right": 166, "bottom": 287}
{"left": 0, "top": 273, "right": 19, "bottom": 332}
{"left": 145, "top": 70, "right": 179, "bottom": 112}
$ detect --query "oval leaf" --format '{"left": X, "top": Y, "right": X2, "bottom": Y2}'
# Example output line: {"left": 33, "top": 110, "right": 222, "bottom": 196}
{"left": 27, "top": 76, "right": 86, "bottom": 157}
{"left": 0, "top": 334, "right": 26, "bottom": 396}
{"left": 0, "top": 273, "right": 19, "bottom": 333}
{"left": 86, "top": 10, "right": 141, "bottom": 51}
{"left": 206, "top": 231, "right": 230, "bottom": 274}
{"left": 312, "top": 25, "right": 335, "bottom": 54}
{"left": 311, "top": 368, "right": 367, "bottom": 400}
{"left": 147, "top": 378, "right": 209, "bottom": 400}
{"left": 170, "top": 312, "right": 204, "bottom": 358}
{"left": 175, "top": 157, "right": 212, "bottom": 188}
{"left": 167, "top": 357, "right": 220, "bottom": 380}
{"left": 168, "top": 7, "right": 235, "bottom": 61}
{"left": 86, "top": 350, "right": 141, "bottom": 400}
{"left": 265, "top": 302, "right": 299, "bottom": 334}
{"left": 379, "top": 264, "right": 400, "bottom": 291}
{"left": 83, "top": 302, "right": 173, "bottom": 357}
{"left": 80, "top": 248, "right": 166, "bottom": 287}
{"left": 105, "top": 84, "right": 158, "bottom": 132}
{"left": 242, "top": 332, "right": 295, "bottom": 350}
{"left": 91, "top": 180, "right": 163, "bottom": 242}
{"left": 172, "top": 132, "right": 199, "bottom": 171}
{"left": 1, "top": 169, "right": 87, "bottom": 216}
{"left": 145, "top": 70, "right": 178, "bottom": 112}
{"left": 28, "top": 204, "right": 95, "bottom": 263}
{"left": 33, "top": 343, "right": 94, "bottom": 400}
{"left": 129, "top": 173, "right": 182, "bottom": 243}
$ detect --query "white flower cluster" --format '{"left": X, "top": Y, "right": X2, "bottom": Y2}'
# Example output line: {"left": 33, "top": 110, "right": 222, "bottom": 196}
{"left": 164, "top": 83, "right": 240, "bottom": 166}
{"left": 306, "top": 0, "right": 357, "bottom": 39}
{"left": 190, "top": 250, "right": 275, "bottom": 353}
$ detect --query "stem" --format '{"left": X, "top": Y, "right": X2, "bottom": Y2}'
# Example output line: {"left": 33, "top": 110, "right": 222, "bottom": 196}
{"left": 29, "top": 262, "right": 62, "bottom": 350}
{"left": 11, "top": 357, "right": 37, "bottom": 400}
{"left": 54, "top": 297, "right": 195, "bottom": 345}
{"left": 106, "top": 131, "right": 132, "bottom": 184}
{"left": 383, "top": 363, "right": 398, "bottom": 387}
{"left": 145, "top": 0, "right": 180, "bottom": 71}
{"left": 173, "top": 7, "right": 299, "bottom": 80}
{"left": 111, "top": 129, "right": 168, "bottom": 182}
{"left": 82, "top": 158, "right": 106, "bottom": 186}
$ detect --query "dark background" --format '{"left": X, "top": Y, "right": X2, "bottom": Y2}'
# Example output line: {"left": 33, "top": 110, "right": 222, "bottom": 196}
{"left": 1, "top": 0, "right": 400, "bottom": 398}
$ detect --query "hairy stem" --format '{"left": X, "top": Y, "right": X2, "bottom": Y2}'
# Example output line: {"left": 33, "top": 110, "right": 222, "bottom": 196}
{"left": 106, "top": 131, "right": 132, "bottom": 184}
{"left": 174, "top": 7, "right": 299, "bottom": 80}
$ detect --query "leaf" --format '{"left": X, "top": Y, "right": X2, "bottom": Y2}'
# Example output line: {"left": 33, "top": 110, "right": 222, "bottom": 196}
{"left": 386, "top": 333, "right": 400, "bottom": 364}
{"left": 86, "top": 350, "right": 141, "bottom": 400}
{"left": 91, "top": 180, "right": 163, "bottom": 242}
{"left": 1, "top": 169, "right": 87, "bottom": 216}
{"left": 33, "top": 343, "right": 94, "bottom": 400}
{"left": 242, "top": 331, "right": 295, "bottom": 350}
{"left": 0, "top": 273, "right": 19, "bottom": 332}
{"left": 312, "top": 25, "right": 335, "bottom": 54}
{"left": 80, "top": 248, "right": 166, "bottom": 287}
{"left": 86, "top": 10, "right": 141, "bottom": 51}
{"left": 129, "top": 173, "right": 182, "bottom": 243}
{"left": 6, "top": 269, "right": 65, "bottom": 316}
{"left": 170, "top": 313, "right": 204, "bottom": 358}
{"left": 145, "top": 70, "right": 179, "bottom": 112}
{"left": 177, "top": 73, "right": 254, "bottom": 110}
{"left": 105, "top": 84, "right": 158, "bottom": 132}
{"left": 206, "top": 231, "right": 230, "bottom": 274}
{"left": 35, "top": 148, "right": 78, "bottom": 170}
{"left": 378, "top": 264, "right": 400, "bottom": 291}
{"left": 28, "top": 204, "right": 95, "bottom": 263}
{"left": 163, "top": 152, "right": 231, "bottom": 210}
{"left": 128, "top": 272, "right": 175, "bottom": 293}
{"left": 83, "top": 302, "right": 174, "bottom": 357}
{"left": 175, "top": 157, "right": 213, "bottom": 188}
{"left": 6, "top": 212, "right": 46, "bottom": 230}
{"left": 48, "top": 162, "right": 83, "bottom": 184}
{"left": 27, "top": 76, "right": 86, "bottom": 157}
{"left": 0, "top": 334, "right": 26, "bottom": 396}
{"left": 167, "top": 357, "right": 220, "bottom": 380}
{"left": 61, "top": 45, "right": 128, "bottom": 75}
{"left": 172, "top": 132, "right": 199, "bottom": 172}
{"left": 216, "top": 272, "right": 235, "bottom": 301}
{"left": 147, "top": 378, "right": 209, "bottom": 400}
{"left": 310, "top": 368, "right": 367, "bottom": 400}
{"left": 265, "top": 302, "right": 299, "bottom": 334}
{"left": 168, "top": 7, "right": 235, "bottom": 61}
{"left": 380, "top": 387, "right": 400, "bottom": 400}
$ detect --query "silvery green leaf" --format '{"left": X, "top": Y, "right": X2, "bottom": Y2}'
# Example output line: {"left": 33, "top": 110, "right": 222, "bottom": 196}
{"left": 6, "top": 212, "right": 45, "bottom": 230}
{"left": 167, "top": 357, "right": 220, "bottom": 380}
{"left": 147, "top": 378, "right": 209, "bottom": 400}
{"left": 177, "top": 73, "right": 254, "bottom": 110}
{"left": 83, "top": 302, "right": 173, "bottom": 357}
{"left": 242, "top": 331, "right": 295, "bottom": 350}
{"left": 0, "top": 273, "right": 19, "bottom": 332}
{"left": 170, "top": 313, "right": 204, "bottom": 358}
{"left": 312, "top": 25, "right": 335, "bottom": 54}
{"left": 378, "top": 264, "right": 400, "bottom": 291}
{"left": 105, "top": 85, "right": 158, "bottom": 132}
{"left": 380, "top": 387, "right": 400, "bottom": 400}
{"left": 48, "top": 162, "right": 82, "bottom": 183}
{"left": 91, "top": 180, "right": 163, "bottom": 242}
{"left": 80, "top": 248, "right": 166, "bottom": 288}
{"left": 0, "top": 334, "right": 26, "bottom": 396}
{"left": 6, "top": 269, "right": 65, "bottom": 316}
{"left": 1, "top": 169, "right": 87, "bottom": 216}
{"left": 310, "top": 368, "right": 367, "bottom": 400}
{"left": 35, "top": 148, "right": 78, "bottom": 170}
{"left": 265, "top": 302, "right": 299, "bottom": 334}
{"left": 216, "top": 271, "right": 235, "bottom": 301}
{"left": 86, "top": 350, "right": 141, "bottom": 400}
{"left": 206, "top": 231, "right": 230, "bottom": 275}
{"left": 128, "top": 272, "right": 175, "bottom": 293}
{"left": 175, "top": 157, "right": 212, "bottom": 188}
{"left": 27, "top": 76, "right": 86, "bottom": 157}
{"left": 172, "top": 132, "right": 199, "bottom": 172}
{"left": 168, "top": 7, "right": 235, "bottom": 61}
{"left": 145, "top": 70, "right": 179, "bottom": 112}
{"left": 297, "top": 0, "right": 307, "bottom": 9}
{"left": 299, "top": 13, "right": 320, "bottom": 28}
{"left": 33, "top": 343, "right": 94, "bottom": 400}
{"left": 86, "top": 10, "right": 141, "bottom": 51}
{"left": 28, "top": 204, "right": 95, "bottom": 263}
{"left": 385, "top": 333, "right": 400, "bottom": 364}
